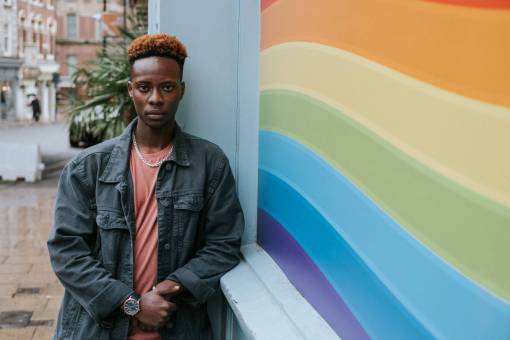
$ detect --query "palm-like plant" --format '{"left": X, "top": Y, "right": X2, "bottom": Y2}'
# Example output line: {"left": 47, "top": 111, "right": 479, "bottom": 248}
{"left": 68, "top": 18, "right": 145, "bottom": 146}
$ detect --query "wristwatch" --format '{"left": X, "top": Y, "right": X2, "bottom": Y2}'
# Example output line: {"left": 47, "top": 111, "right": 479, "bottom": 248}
{"left": 122, "top": 295, "right": 140, "bottom": 316}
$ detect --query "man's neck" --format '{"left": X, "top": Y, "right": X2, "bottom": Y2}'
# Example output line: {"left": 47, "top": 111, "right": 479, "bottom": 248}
{"left": 134, "top": 121, "right": 175, "bottom": 154}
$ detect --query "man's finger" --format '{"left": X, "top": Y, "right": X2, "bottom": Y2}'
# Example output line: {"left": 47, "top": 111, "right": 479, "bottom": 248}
{"left": 155, "top": 283, "right": 181, "bottom": 295}
{"left": 168, "top": 302, "right": 178, "bottom": 312}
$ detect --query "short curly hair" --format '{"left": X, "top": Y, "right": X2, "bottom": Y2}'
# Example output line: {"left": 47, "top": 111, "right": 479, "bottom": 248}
{"left": 128, "top": 33, "right": 188, "bottom": 77}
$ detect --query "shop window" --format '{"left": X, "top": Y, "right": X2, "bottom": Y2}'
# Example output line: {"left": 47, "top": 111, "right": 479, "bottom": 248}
{"left": 3, "top": 24, "right": 8, "bottom": 54}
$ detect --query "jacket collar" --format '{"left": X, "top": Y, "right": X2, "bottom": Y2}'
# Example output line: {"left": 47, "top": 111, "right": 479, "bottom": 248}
{"left": 99, "top": 118, "right": 190, "bottom": 183}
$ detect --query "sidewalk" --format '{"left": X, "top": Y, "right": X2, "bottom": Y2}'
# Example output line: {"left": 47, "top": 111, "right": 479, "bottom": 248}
{"left": 0, "top": 121, "right": 78, "bottom": 338}
{"left": 0, "top": 171, "right": 63, "bottom": 339}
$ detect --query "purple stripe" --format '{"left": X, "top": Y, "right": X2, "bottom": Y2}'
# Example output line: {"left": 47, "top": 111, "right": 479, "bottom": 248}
{"left": 258, "top": 209, "right": 370, "bottom": 340}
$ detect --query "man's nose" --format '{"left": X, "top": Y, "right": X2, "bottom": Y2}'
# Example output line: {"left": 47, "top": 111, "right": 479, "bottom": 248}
{"left": 148, "top": 88, "right": 163, "bottom": 105}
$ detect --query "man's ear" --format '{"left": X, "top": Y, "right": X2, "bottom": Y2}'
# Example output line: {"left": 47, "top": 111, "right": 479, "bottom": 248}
{"left": 127, "top": 80, "right": 133, "bottom": 98}
{"left": 180, "top": 81, "right": 185, "bottom": 99}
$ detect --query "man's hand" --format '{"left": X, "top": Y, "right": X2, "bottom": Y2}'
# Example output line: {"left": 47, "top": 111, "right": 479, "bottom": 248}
{"left": 154, "top": 280, "right": 184, "bottom": 300}
{"left": 134, "top": 289, "right": 176, "bottom": 328}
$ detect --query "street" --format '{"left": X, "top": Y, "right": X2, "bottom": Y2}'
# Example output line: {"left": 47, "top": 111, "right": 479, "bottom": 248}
{"left": 0, "top": 122, "right": 80, "bottom": 339}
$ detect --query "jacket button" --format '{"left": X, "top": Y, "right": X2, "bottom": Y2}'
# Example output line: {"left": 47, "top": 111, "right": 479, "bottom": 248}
{"left": 165, "top": 164, "right": 172, "bottom": 171}
{"left": 164, "top": 243, "right": 170, "bottom": 250}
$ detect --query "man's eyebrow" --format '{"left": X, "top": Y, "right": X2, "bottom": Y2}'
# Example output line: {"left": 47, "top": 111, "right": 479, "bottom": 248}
{"left": 133, "top": 79, "right": 179, "bottom": 84}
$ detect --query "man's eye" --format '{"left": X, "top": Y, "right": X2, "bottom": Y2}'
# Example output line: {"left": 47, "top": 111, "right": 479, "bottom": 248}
{"left": 138, "top": 85, "right": 149, "bottom": 92}
{"left": 162, "top": 84, "right": 176, "bottom": 92}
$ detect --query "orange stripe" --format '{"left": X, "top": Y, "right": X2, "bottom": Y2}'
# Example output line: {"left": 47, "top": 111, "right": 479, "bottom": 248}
{"left": 424, "top": 0, "right": 510, "bottom": 9}
{"left": 261, "top": 0, "right": 510, "bottom": 107}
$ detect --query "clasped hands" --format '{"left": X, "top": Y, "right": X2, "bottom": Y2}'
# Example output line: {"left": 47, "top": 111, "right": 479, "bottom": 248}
{"left": 134, "top": 280, "right": 183, "bottom": 332}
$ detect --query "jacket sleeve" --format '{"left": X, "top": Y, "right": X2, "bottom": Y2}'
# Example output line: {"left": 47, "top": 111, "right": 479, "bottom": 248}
{"left": 167, "top": 154, "right": 245, "bottom": 304}
{"left": 47, "top": 161, "right": 134, "bottom": 324}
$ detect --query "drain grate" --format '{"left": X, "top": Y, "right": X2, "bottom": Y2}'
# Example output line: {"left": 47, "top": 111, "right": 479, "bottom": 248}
{"left": 29, "top": 319, "right": 54, "bottom": 327}
{"left": 0, "top": 311, "right": 33, "bottom": 329}
{"left": 14, "top": 287, "right": 41, "bottom": 296}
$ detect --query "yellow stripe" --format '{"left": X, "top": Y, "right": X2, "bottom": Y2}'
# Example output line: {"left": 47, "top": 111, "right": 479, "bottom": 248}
{"left": 261, "top": 42, "right": 510, "bottom": 208}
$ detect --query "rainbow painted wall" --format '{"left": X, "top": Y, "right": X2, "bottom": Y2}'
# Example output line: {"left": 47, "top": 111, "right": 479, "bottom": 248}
{"left": 257, "top": 1, "right": 510, "bottom": 339}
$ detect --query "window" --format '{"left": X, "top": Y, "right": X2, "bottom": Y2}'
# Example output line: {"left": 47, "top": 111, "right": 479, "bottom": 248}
{"left": 39, "top": 32, "right": 44, "bottom": 53}
{"left": 67, "top": 14, "right": 77, "bottom": 39}
{"left": 67, "top": 55, "right": 77, "bottom": 75}
{"left": 95, "top": 19, "right": 102, "bottom": 41}
{"left": 32, "top": 20, "right": 36, "bottom": 43}
{"left": 48, "top": 23, "right": 54, "bottom": 55}
{"left": 21, "top": 20, "right": 26, "bottom": 53}
{"left": 49, "top": 35, "right": 54, "bottom": 55}
{"left": 3, "top": 24, "right": 8, "bottom": 54}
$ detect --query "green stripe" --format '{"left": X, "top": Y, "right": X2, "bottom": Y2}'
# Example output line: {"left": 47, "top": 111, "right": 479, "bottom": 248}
{"left": 260, "top": 89, "right": 510, "bottom": 302}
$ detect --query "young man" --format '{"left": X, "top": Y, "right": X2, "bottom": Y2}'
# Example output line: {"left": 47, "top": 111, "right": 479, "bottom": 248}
{"left": 48, "top": 34, "right": 244, "bottom": 340}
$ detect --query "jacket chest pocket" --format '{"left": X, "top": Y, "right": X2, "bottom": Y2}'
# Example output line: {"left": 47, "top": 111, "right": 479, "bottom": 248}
{"left": 172, "top": 193, "right": 204, "bottom": 251}
{"left": 96, "top": 212, "right": 131, "bottom": 277}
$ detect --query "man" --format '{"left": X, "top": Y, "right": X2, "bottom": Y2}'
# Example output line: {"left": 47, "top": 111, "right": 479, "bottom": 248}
{"left": 48, "top": 33, "right": 244, "bottom": 340}
{"left": 28, "top": 94, "right": 41, "bottom": 122}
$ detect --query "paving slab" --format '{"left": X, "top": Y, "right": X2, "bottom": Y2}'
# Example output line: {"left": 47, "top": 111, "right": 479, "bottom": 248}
{"left": 0, "top": 327, "right": 35, "bottom": 339}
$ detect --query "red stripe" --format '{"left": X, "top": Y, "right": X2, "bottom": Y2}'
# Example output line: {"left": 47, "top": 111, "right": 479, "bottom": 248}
{"left": 261, "top": 0, "right": 280, "bottom": 11}
{"left": 423, "top": 0, "right": 510, "bottom": 9}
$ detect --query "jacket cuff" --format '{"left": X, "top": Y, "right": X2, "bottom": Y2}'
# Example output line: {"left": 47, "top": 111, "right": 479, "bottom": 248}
{"left": 167, "top": 267, "right": 215, "bottom": 304}
{"left": 87, "top": 280, "right": 134, "bottom": 324}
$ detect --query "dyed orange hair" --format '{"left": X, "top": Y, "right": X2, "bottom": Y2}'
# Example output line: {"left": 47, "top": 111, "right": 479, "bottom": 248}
{"left": 127, "top": 33, "right": 187, "bottom": 75}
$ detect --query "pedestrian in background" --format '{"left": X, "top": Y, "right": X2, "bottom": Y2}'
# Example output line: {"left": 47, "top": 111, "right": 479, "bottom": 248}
{"left": 0, "top": 90, "right": 6, "bottom": 120}
{"left": 28, "top": 94, "right": 41, "bottom": 122}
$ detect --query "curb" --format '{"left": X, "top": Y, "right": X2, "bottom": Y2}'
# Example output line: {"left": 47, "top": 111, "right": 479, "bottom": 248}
{"left": 42, "top": 159, "right": 70, "bottom": 177}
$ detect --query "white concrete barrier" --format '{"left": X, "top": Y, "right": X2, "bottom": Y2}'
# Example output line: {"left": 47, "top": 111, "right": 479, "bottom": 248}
{"left": 0, "top": 143, "right": 45, "bottom": 182}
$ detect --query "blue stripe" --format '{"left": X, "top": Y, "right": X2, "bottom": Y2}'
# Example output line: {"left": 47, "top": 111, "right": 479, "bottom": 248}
{"left": 259, "top": 170, "right": 432, "bottom": 339}
{"left": 259, "top": 130, "right": 510, "bottom": 340}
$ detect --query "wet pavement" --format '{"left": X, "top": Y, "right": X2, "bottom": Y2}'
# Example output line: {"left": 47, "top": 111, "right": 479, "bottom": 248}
{"left": 0, "top": 171, "right": 63, "bottom": 339}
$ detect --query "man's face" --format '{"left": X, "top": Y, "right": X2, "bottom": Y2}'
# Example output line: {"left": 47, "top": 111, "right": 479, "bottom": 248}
{"left": 128, "top": 56, "right": 185, "bottom": 130}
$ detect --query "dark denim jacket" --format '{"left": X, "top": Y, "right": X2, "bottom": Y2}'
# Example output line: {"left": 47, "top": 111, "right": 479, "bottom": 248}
{"left": 48, "top": 119, "right": 244, "bottom": 340}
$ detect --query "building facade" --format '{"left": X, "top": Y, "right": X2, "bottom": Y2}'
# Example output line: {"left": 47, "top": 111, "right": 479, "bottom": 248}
{"left": 0, "top": 0, "right": 22, "bottom": 121}
{"left": 55, "top": 0, "right": 124, "bottom": 89}
{"left": 55, "top": 0, "right": 147, "bottom": 111}
{"left": 16, "top": 0, "right": 58, "bottom": 122}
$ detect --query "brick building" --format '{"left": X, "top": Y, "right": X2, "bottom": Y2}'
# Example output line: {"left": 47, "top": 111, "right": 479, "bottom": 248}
{"left": 16, "top": 0, "right": 58, "bottom": 122}
{"left": 55, "top": 0, "right": 125, "bottom": 88}
{"left": 0, "top": 0, "right": 22, "bottom": 121}
{"left": 55, "top": 0, "right": 147, "bottom": 105}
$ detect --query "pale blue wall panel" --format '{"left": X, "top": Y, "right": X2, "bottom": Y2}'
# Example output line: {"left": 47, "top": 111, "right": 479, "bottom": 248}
{"left": 152, "top": 0, "right": 259, "bottom": 244}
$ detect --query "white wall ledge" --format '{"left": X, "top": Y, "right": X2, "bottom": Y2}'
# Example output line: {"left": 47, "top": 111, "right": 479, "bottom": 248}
{"left": 221, "top": 244, "right": 339, "bottom": 340}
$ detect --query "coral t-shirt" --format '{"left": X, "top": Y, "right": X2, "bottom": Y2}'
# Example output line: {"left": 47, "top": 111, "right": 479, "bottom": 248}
{"left": 128, "top": 142, "right": 173, "bottom": 340}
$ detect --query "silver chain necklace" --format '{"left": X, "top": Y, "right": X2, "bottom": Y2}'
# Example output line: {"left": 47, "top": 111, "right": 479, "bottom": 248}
{"left": 132, "top": 133, "right": 173, "bottom": 168}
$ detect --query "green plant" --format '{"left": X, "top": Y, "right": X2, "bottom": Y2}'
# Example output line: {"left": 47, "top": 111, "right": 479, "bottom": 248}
{"left": 67, "top": 17, "right": 145, "bottom": 145}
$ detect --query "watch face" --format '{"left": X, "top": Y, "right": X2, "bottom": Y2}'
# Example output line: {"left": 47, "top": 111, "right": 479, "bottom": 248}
{"left": 123, "top": 297, "right": 140, "bottom": 316}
